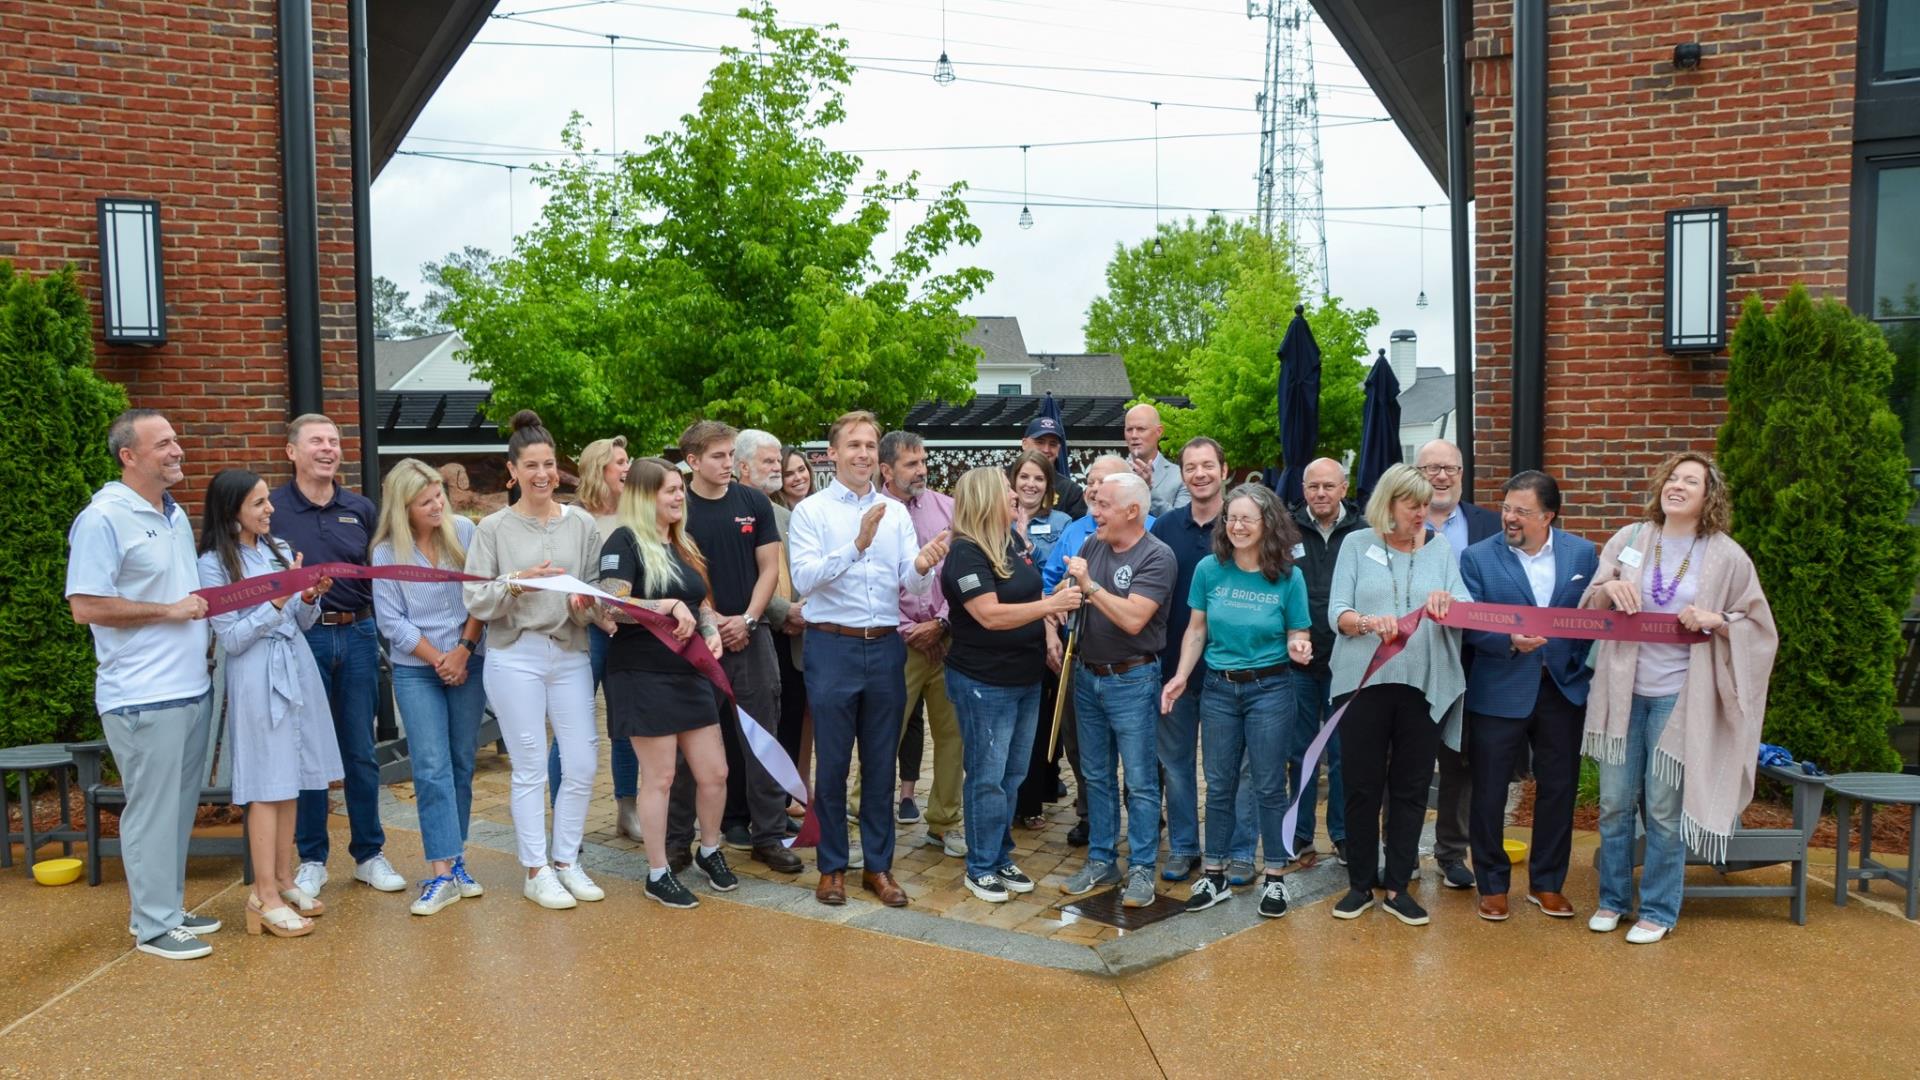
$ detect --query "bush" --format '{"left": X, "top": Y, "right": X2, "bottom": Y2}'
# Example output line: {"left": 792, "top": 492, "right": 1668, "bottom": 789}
{"left": 1718, "top": 285, "right": 1917, "bottom": 773}
{"left": 0, "top": 263, "right": 128, "bottom": 749}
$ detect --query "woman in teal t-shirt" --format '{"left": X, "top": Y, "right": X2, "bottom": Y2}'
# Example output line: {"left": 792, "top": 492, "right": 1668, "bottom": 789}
{"left": 1161, "top": 484, "right": 1312, "bottom": 919}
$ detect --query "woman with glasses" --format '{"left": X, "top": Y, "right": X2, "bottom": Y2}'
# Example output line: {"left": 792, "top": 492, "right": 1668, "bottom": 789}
{"left": 1161, "top": 484, "right": 1313, "bottom": 919}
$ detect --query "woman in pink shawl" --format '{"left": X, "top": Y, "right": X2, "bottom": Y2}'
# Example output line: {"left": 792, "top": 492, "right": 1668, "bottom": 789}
{"left": 1579, "top": 452, "right": 1776, "bottom": 944}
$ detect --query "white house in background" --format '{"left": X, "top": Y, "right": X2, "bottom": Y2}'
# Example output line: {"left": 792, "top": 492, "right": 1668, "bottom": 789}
{"left": 375, "top": 330, "right": 484, "bottom": 392}
{"left": 1399, "top": 365, "right": 1458, "bottom": 460}
{"left": 966, "top": 316, "right": 1043, "bottom": 395}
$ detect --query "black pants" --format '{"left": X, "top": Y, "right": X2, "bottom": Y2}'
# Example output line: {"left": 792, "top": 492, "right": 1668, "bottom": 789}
{"left": 1016, "top": 666, "right": 1080, "bottom": 819}
{"left": 1469, "top": 673, "right": 1584, "bottom": 895}
{"left": 774, "top": 630, "right": 807, "bottom": 767}
{"left": 898, "top": 699, "right": 926, "bottom": 784}
{"left": 1339, "top": 684, "right": 1442, "bottom": 893}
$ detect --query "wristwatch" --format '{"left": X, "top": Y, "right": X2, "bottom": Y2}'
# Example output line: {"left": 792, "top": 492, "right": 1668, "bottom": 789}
{"left": 456, "top": 637, "right": 479, "bottom": 652}
{"left": 744, "top": 615, "right": 761, "bottom": 633}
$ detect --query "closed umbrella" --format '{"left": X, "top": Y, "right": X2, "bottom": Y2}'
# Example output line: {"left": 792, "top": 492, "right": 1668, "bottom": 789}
{"left": 1354, "top": 348, "right": 1404, "bottom": 500}
{"left": 1275, "top": 304, "right": 1321, "bottom": 506}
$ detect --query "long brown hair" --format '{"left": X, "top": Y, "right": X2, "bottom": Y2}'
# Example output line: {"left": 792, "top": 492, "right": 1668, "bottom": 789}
{"left": 1006, "top": 450, "right": 1058, "bottom": 511}
{"left": 1643, "top": 451, "right": 1731, "bottom": 536}
{"left": 1212, "top": 483, "right": 1300, "bottom": 582}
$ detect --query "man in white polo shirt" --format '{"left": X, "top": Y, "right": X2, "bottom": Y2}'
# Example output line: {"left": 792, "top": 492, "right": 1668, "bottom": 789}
{"left": 65, "top": 409, "right": 217, "bottom": 960}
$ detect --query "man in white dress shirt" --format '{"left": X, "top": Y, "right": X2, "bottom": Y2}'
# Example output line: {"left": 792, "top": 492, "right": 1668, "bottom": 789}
{"left": 787, "top": 411, "right": 950, "bottom": 907}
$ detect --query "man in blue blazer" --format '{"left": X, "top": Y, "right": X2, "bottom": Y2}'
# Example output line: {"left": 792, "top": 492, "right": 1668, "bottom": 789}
{"left": 1458, "top": 471, "right": 1597, "bottom": 922}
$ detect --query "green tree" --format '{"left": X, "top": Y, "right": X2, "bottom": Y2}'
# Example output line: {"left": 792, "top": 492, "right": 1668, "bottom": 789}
{"left": 1149, "top": 231, "right": 1375, "bottom": 471}
{"left": 0, "top": 263, "right": 128, "bottom": 749}
{"left": 418, "top": 246, "right": 494, "bottom": 332}
{"left": 1718, "top": 286, "right": 1918, "bottom": 772}
{"left": 437, "top": 4, "right": 989, "bottom": 451}
{"left": 372, "top": 275, "right": 433, "bottom": 339}
{"left": 1085, "top": 215, "right": 1256, "bottom": 399}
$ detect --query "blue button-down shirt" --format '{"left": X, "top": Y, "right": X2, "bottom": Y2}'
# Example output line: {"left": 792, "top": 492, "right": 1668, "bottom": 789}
{"left": 1435, "top": 504, "right": 1470, "bottom": 567}
{"left": 371, "top": 516, "right": 484, "bottom": 665}
{"left": 788, "top": 477, "right": 934, "bottom": 629}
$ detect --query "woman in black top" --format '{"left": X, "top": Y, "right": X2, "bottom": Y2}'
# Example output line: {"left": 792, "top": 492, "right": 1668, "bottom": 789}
{"left": 940, "top": 467, "right": 1082, "bottom": 903}
{"left": 596, "top": 458, "right": 738, "bottom": 909}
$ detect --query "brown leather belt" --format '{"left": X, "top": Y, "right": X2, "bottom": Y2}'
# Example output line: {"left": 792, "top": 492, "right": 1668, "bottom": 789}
{"left": 1219, "top": 662, "right": 1291, "bottom": 684}
{"left": 1082, "top": 656, "right": 1155, "bottom": 677}
{"left": 807, "top": 621, "right": 897, "bottom": 641}
{"left": 317, "top": 609, "right": 369, "bottom": 626}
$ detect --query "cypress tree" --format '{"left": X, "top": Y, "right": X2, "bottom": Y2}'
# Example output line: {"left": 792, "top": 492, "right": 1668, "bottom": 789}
{"left": 0, "top": 264, "right": 129, "bottom": 748}
{"left": 1719, "top": 285, "right": 1917, "bottom": 773}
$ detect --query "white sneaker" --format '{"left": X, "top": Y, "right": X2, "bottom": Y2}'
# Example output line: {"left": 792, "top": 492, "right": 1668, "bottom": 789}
{"left": 354, "top": 854, "right": 406, "bottom": 892}
{"left": 848, "top": 838, "right": 864, "bottom": 869}
{"left": 523, "top": 866, "right": 577, "bottom": 910}
{"left": 293, "top": 861, "right": 328, "bottom": 898}
{"left": 1588, "top": 910, "right": 1622, "bottom": 933}
{"left": 409, "top": 875, "right": 461, "bottom": 917}
{"left": 926, "top": 827, "right": 967, "bottom": 857}
{"left": 555, "top": 864, "right": 605, "bottom": 902}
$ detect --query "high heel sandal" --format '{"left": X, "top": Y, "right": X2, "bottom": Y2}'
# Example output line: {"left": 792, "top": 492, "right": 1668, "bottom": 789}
{"left": 280, "top": 887, "right": 325, "bottom": 917}
{"left": 246, "top": 896, "right": 314, "bottom": 938}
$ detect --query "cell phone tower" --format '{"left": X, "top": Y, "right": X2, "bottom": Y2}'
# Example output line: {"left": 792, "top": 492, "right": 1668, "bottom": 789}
{"left": 1250, "top": 0, "right": 1330, "bottom": 301}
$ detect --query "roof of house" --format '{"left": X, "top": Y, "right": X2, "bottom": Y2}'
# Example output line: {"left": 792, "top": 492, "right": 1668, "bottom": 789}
{"left": 965, "top": 316, "right": 1033, "bottom": 368}
{"left": 905, "top": 394, "right": 1190, "bottom": 442}
{"left": 374, "top": 331, "right": 460, "bottom": 390}
{"left": 1030, "top": 353, "right": 1133, "bottom": 397}
{"left": 1397, "top": 365, "right": 1455, "bottom": 425}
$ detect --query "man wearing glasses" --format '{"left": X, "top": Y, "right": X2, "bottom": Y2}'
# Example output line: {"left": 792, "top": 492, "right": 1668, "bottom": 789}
{"left": 1455, "top": 472, "right": 1597, "bottom": 921}
{"left": 1414, "top": 439, "right": 1499, "bottom": 890}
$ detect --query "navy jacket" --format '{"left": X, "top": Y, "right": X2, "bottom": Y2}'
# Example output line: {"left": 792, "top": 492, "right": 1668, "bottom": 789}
{"left": 1458, "top": 527, "right": 1599, "bottom": 719}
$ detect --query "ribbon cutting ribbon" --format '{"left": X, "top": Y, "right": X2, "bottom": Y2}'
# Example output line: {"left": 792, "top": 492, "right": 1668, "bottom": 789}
{"left": 197, "top": 561, "right": 820, "bottom": 849}
{"left": 1279, "top": 601, "right": 1704, "bottom": 858}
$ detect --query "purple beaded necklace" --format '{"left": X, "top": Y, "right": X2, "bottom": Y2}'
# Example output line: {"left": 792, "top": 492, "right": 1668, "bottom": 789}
{"left": 1648, "top": 533, "right": 1697, "bottom": 606}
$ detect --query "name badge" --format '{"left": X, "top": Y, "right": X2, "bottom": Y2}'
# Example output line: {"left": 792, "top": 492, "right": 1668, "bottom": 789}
{"left": 1366, "top": 545, "right": 1389, "bottom": 566}
{"left": 1290, "top": 542, "right": 1305, "bottom": 559}
{"left": 338, "top": 515, "right": 359, "bottom": 525}
{"left": 1619, "top": 547, "right": 1643, "bottom": 568}
{"left": 1030, "top": 523, "right": 1052, "bottom": 536}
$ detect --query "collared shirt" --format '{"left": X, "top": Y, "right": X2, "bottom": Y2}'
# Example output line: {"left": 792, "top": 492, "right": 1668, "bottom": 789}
{"left": 789, "top": 477, "right": 934, "bottom": 629}
{"left": 881, "top": 485, "right": 952, "bottom": 626}
{"left": 1142, "top": 452, "right": 1191, "bottom": 516}
{"left": 372, "top": 516, "right": 484, "bottom": 666}
{"left": 1513, "top": 535, "right": 1556, "bottom": 608}
{"left": 65, "top": 481, "right": 212, "bottom": 713}
{"left": 1042, "top": 509, "right": 1158, "bottom": 592}
{"left": 269, "top": 480, "right": 377, "bottom": 613}
{"left": 1148, "top": 503, "right": 1219, "bottom": 680}
{"left": 1433, "top": 504, "right": 1469, "bottom": 566}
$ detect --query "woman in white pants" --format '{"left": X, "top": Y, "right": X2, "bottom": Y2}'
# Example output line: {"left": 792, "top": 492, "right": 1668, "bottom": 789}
{"left": 463, "top": 410, "right": 606, "bottom": 910}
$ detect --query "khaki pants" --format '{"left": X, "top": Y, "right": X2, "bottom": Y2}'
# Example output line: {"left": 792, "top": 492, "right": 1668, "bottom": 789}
{"left": 852, "top": 647, "right": 963, "bottom": 831}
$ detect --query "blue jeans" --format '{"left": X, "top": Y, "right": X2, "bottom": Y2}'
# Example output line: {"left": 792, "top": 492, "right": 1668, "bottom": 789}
{"left": 1287, "top": 668, "right": 1345, "bottom": 846}
{"left": 548, "top": 625, "right": 637, "bottom": 802}
{"left": 1158, "top": 673, "right": 1202, "bottom": 859}
{"left": 297, "top": 617, "right": 385, "bottom": 865}
{"left": 393, "top": 660, "right": 488, "bottom": 864}
{"left": 1074, "top": 663, "right": 1161, "bottom": 871}
{"left": 1200, "top": 670, "right": 1296, "bottom": 872}
{"left": 946, "top": 669, "right": 1041, "bottom": 881}
{"left": 1596, "top": 693, "right": 1685, "bottom": 928}
{"left": 806, "top": 630, "right": 907, "bottom": 874}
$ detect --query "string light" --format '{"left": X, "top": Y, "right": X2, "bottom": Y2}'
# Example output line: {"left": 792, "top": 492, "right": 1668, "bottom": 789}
{"left": 1415, "top": 204, "right": 1429, "bottom": 309}
{"left": 1149, "top": 101, "right": 1163, "bottom": 258}
{"left": 934, "top": 1, "right": 956, "bottom": 85}
{"left": 1018, "top": 144, "right": 1034, "bottom": 229}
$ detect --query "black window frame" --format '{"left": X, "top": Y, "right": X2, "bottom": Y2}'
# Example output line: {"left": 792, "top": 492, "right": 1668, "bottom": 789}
{"left": 1852, "top": 0, "right": 1920, "bottom": 319}
{"left": 1850, "top": 139, "right": 1920, "bottom": 322}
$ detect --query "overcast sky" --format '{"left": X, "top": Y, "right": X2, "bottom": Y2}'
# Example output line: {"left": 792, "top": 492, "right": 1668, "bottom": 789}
{"left": 373, "top": 0, "right": 1461, "bottom": 374}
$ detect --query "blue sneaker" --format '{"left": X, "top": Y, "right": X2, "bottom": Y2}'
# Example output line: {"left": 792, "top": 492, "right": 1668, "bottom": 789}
{"left": 410, "top": 875, "right": 461, "bottom": 916}
{"left": 1226, "top": 858, "right": 1255, "bottom": 887}
{"left": 450, "top": 856, "right": 484, "bottom": 898}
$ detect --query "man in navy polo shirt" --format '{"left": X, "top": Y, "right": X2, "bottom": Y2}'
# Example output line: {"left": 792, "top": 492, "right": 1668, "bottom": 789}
{"left": 270, "top": 414, "right": 405, "bottom": 896}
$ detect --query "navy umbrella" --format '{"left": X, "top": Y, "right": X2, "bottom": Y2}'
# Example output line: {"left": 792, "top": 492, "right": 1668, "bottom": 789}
{"left": 1037, "top": 391, "right": 1071, "bottom": 480}
{"left": 1354, "top": 348, "right": 1404, "bottom": 500}
{"left": 1275, "top": 304, "right": 1321, "bottom": 506}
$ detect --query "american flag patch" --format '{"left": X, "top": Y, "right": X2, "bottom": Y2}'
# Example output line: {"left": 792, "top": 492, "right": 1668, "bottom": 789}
{"left": 958, "top": 573, "right": 982, "bottom": 592}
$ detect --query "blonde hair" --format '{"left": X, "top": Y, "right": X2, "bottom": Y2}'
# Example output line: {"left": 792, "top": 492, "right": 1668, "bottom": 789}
{"left": 1364, "top": 463, "right": 1435, "bottom": 534}
{"left": 951, "top": 467, "right": 1014, "bottom": 580}
{"left": 575, "top": 435, "right": 628, "bottom": 515}
{"left": 370, "top": 458, "right": 466, "bottom": 568}
{"left": 615, "top": 458, "right": 708, "bottom": 595}
{"left": 1643, "top": 450, "right": 1731, "bottom": 536}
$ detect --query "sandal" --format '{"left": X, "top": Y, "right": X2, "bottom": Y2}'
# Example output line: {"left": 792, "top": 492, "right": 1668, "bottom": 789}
{"left": 1294, "top": 848, "right": 1319, "bottom": 870}
{"left": 280, "top": 886, "right": 326, "bottom": 917}
{"left": 246, "top": 896, "right": 314, "bottom": 938}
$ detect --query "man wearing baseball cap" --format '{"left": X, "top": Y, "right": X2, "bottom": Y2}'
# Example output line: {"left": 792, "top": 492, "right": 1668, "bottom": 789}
{"left": 1021, "top": 416, "right": 1087, "bottom": 519}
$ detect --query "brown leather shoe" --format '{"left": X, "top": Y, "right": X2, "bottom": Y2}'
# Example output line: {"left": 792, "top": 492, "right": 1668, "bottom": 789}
{"left": 753, "top": 844, "right": 804, "bottom": 874}
{"left": 1477, "top": 893, "right": 1510, "bottom": 921}
{"left": 862, "top": 870, "right": 909, "bottom": 907}
{"left": 816, "top": 871, "right": 846, "bottom": 906}
{"left": 1528, "top": 890, "right": 1574, "bottom": 917}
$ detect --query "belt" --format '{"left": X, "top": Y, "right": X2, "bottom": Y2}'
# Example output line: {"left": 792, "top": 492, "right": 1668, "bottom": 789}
{"left": 807, "top": 621, "right": 896, "bottom": 641}
{"left": 317, "top": 608, "right": 370, "bottom": 626}
{"left": 1082, "top": 656, "right": 1155, "bottom": 677}
{"left": 1218, "top": 662, "right": 1291, "bottom": 684}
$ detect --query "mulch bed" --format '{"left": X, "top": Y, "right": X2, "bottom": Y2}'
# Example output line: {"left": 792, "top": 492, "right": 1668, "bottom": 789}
{"left": 1510, "top": 780, "right": 1912, "bottom": 852}
{"left": 6, "top": 787, "right": 243, "bottom": 842}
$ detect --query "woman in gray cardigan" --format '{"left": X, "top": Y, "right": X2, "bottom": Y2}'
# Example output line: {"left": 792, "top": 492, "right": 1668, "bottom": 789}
{"left": 1325, "top": 463, "right": 1469, "bottom": 927}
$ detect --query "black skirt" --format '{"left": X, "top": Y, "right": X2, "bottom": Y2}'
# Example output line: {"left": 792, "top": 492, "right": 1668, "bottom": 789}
{"left": 604, "top": 668, "right": 727, "bottom": 739}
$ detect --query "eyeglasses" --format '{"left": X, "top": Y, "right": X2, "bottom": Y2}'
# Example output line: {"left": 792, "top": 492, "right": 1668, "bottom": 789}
{"left": 1224, "top": 516, "right": 1262, "bottom": 528}
{"left": 1417, "top": 464, "right": 1462, "bottom": 477}
{"left": 1498, "top": 504, "right": 1543, "bottom": 519}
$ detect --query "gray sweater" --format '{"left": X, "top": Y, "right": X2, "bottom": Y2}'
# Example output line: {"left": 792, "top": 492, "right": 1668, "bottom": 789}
{"left": 462, "top": 503, "right": 600, "bottom": 653}
{"left": 1326, "top": 529, "right": 1470, "bottom": 746}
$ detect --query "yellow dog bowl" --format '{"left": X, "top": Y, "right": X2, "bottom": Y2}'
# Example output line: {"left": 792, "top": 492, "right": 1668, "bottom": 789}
{"left": 32, "top": 857, "right": 83, "bottom": 887}
{"left": 1503, "top": 838, "right": 1529, "bottom": 865}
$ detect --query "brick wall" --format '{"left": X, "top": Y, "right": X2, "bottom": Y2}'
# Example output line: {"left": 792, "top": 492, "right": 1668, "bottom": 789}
{"left": 1468, "top": 0, "right": 1856, "bottom": 534}
{"left": 0, "top": 0, "right": 364, "bottom": 504}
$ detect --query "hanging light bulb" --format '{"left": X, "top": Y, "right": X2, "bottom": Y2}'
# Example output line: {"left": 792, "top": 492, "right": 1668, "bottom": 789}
{"left": 1018, "top": 205, "right": 1034, "bottom": 229}
{"left": 1207, "top": 210, "right": 1220, "bottom": 257}
{"left": 933, "top": 1, "right": 956, "bottom": 84}
{"left": 1149, "top": 102, "right": 1163, "bottom": 259}
{"left": 1151, "top": 238, "right": 1165, "bottom": 259}
{"left": 1416, "top": 289, "right": 1428, "bottom": 309}
{"left": 1415, "top": 204, "right": 1429, "bottom": 309}
{"left": 1018, "top": 145, "right": 1034, "bottom": 229}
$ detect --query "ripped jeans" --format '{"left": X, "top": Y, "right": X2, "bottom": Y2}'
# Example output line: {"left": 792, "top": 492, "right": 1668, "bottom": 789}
{"left": 945, "top": 667, "right": 1042, "bottom": 882}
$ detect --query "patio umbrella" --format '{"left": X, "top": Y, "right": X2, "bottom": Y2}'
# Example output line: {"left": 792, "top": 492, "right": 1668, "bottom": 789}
{"left": 1037, "top": 391, "right": 1071, "bottom": 480}
{"left": 1354, "top": 348, "right": 1404, "bottom": 500}
{"left": 1275, "top": 304, "right": 1321, "bottom": 506}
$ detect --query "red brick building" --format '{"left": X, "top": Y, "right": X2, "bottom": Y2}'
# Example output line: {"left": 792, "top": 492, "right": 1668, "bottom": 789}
{"left": 0, "top": 0, "right": 494, "bottom": 495}
{"left": 1316, "top": 0, "right": 1920, "bottom": 527}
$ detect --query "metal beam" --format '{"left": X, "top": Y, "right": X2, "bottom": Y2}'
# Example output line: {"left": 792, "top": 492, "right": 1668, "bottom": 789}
{"left": 1443, "top": 0, "right": 1474, "bottom": 495}
{"left": 1510, "top": 0, "right": 1547, "bottom": 474}
{"left": 349, "top": 0, "right": 381, "bottom": 494}
{"left": 279, "top": 0, "right": 323, "bottom": 417}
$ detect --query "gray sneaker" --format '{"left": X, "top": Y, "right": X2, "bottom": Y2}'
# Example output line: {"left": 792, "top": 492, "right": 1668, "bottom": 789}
{"left": 1060, "top": 859, "right": 1122, "bottom": 895}
{"left": 1122, "top": 865, "right": 1157, "bottom": 908}
{"left": 136, "top": 926, "right": 212, "bottom": 961}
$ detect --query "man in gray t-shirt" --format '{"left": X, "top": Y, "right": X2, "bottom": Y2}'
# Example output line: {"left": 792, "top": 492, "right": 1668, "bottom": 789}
{"left": 1058, "top": 473, "right": 1175, "bottom": 907}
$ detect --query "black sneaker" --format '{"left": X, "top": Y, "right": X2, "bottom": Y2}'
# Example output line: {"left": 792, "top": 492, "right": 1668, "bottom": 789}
{"left": 645, "top": 869, "right": 699, "bottom": 909}
{"left": 694, "top": 847, "right": 739, "bottom": 892}
{"left": 998, "top": 864, "right": 1036, "bottom": 893}
{"left": 1439, "top": 860, "right": 1473, "bottom": 889}
{"left": 897, "top": 796, "right": 922, "bottom": 824}
{"left": 1258, "top": 875, "right": 1290, "bottom": 919}
{"left": 965, "top": 873, "right": 1009, "bottom": 903}
{"left": 1383, "top": 890, "right": 1430, "bottom": 925}
{"left": 723, "top": 824, "right": 753, "bottom": 851}
{"left": 1185, "top": 872, "right": 1232, "bottom": 913}
{"left": 1333, "top": 840, "right": 1349, "bottom": 866}
{"left": 1066, "top": 820, "right": 1090, "bottom": 847}
{"left": 1332, "top": 888, "right": 1375, "bottom": 920}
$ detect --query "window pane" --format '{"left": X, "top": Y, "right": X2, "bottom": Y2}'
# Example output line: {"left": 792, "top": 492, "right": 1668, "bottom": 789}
{"left": 1882, "top": 0, "right": 1920, "bottom": 80}
{"left": 1875, "top": 163, "right": 1920, "bottom": 317}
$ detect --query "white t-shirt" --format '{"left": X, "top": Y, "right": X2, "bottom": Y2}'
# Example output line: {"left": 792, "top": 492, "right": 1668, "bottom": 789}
{"left": 65, "top": 482, "right": 211, "bottom": 713}
{"left": 1633, "top": 536, "right": 1702, "bottom": 698}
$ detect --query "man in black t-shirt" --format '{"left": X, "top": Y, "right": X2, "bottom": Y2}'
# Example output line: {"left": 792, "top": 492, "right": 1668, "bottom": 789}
{"left": 671, "top": 421, "right": 802, "bottom": 874}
